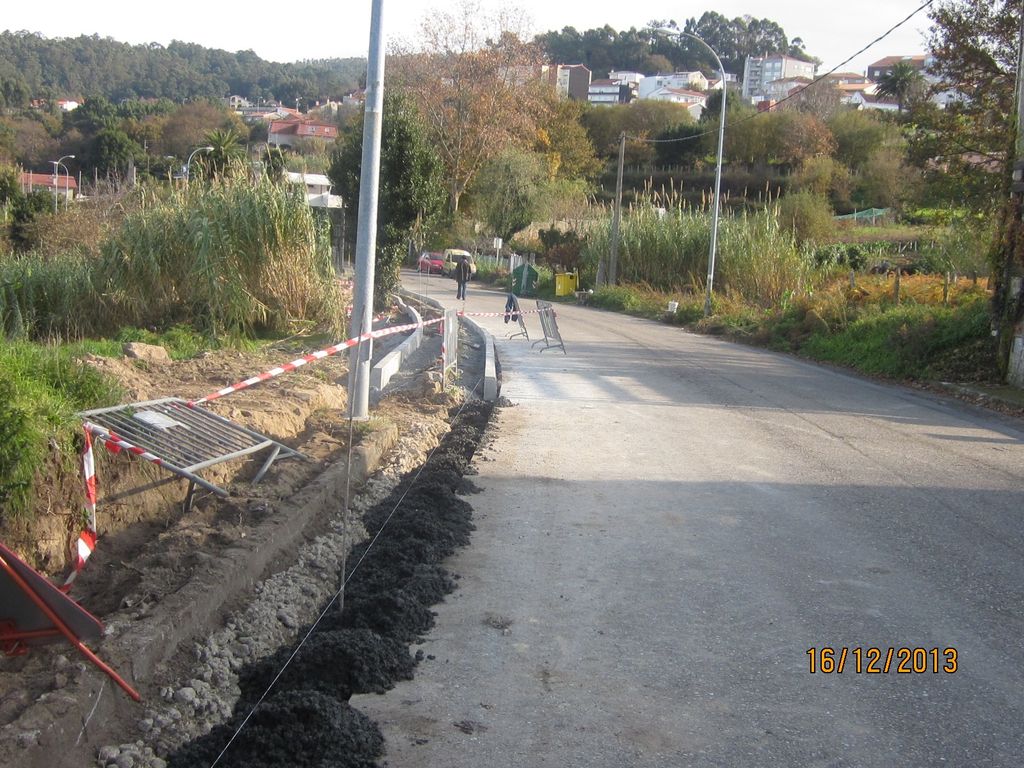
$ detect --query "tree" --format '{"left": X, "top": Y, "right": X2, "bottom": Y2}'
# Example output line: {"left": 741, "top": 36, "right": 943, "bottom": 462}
{"left": 875, "top": 61, "right": 926, "bottom": 112}
{"left": 854, "top": 146, "right": 921, "bottom": 210}
{"left": 828, "top": 109, "right": 887, "bottom": 170}
{"left": 926, "top": 0, "right": 1024, "bottom": 377}
{"left": 790, "top": 156, "right": 852, "bottom": 210}
{"left": 158, "top": 101, "right": 240, "bottom": 159}
{"left": 328, "top": 91, "right": 446, "bottom": 305}
{"left": 90, "top": 127, "right": 141, "bottom": 177}
{"left": 472, "top": 147, "right": 545, "bottom": 241}
{"left": 654, "top": 124, "right": 707, "bottom": 168}
{"left": 535, "top": 97, "right": 602, "bottom": 181}
{"left": 392, "top": 2, "right": 549, "bottom": 213}
{"left": 202, "top": 127, "right": 246, "bottom": 178}
{"left": 581, "top": 100, "right": 696, "bottom": 164}
{"left": 261, "top": 145, "right": 286, "bottom": 181}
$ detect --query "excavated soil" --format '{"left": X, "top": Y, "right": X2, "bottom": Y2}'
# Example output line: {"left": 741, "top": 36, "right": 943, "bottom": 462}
{"left": 0, "top": 304, "right": 494, "bottom": 768}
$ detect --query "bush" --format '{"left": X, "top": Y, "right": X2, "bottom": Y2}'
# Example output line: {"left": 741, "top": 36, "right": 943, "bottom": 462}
{"left": 777, "top": 191, "right": 835, "bottom": 245}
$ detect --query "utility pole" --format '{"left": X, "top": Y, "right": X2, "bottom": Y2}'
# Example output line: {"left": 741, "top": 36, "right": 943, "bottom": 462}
{"left": 348, "top": 0, "right": 386, "bottom": 419}
{"left": 1003, "top": 8, "right": 1024, "bottom": 386}
{"left": 606, "top": 131, "right": 626, "bottom": 287}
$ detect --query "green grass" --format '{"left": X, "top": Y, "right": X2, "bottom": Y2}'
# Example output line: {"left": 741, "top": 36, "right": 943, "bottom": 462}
{"left": 0, "top": 340, "right": 123, "bottom": 523}
{"left": 800, "top": 297, "right": 993, "bottom": 379}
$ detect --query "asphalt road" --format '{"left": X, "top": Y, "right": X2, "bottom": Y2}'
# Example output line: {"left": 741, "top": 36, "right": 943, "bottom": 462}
{"left": 358, "top": 274, "right": 1024, "bottom": 767}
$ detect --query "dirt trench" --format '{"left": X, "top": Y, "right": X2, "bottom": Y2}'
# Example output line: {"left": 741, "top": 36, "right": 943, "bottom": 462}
{"left": 164, "top": 400, "right": 494, "bottom": 768}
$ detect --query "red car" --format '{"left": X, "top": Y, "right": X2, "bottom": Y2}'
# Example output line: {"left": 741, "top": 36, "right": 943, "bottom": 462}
{"left": 417, "top": 252, "right": 445, "bottom": 274}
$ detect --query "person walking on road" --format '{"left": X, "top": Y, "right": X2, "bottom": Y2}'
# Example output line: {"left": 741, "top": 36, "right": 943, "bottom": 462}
{"left": 454, "top": 256, "right": 471, "bottom": 300}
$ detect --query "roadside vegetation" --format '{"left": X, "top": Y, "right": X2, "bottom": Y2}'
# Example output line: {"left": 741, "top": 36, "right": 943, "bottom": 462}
{"left": 0, "top": 176, "right": 344, "bottom": 527}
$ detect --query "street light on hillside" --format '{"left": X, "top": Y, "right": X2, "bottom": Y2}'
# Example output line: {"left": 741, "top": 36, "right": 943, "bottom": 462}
{"left": 51, "top": 154, "right": 75, "bottom": 213}
{"left": 185, "top": 146, "right": 214, "bottom": 182}
{"left": 658, "top": 29, "right": 726, "bottom": 317}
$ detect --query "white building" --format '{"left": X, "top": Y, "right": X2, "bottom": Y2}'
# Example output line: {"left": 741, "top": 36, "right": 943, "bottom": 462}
{"left": 742, "top": 54, "right": 816, "bottom": 103}
{"left": 588, "top": 80, "right": 631, "bottom": 107}
{"left": 285, "top": 172, "right": 343, "bottom": 209}
{"left": 638, "top": 71, "right": 710, "bottom": 99}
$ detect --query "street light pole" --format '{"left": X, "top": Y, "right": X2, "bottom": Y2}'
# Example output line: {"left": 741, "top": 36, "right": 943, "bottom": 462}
{"left": 51, "top": 154, "right": 74, "bottom": 213}
{"left": 678, "top": 32, "right": 727, "bottom": 317}
{"left": 348, "top": 0, "right": 386, "bottom": 420}
{"left": 185, "top": 146, "right": 214, "bottom": 182}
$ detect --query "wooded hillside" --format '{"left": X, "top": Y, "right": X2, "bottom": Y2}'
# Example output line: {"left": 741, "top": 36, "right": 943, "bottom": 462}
{"left": 0, "top": 31, "right": 365, "bottom": 106}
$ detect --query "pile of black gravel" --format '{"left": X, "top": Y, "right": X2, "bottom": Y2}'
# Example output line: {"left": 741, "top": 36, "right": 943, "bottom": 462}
{"left": 168, "top": 401, "right": 492, "bottom": 768}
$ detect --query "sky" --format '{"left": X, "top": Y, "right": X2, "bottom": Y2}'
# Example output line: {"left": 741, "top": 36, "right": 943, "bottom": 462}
{"left": 3, "top": 0, "right": 934, "bottom": 75}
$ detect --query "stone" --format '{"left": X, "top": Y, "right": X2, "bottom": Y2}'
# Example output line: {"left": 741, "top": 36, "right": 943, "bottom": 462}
{"left": 17, "top": 731, "right": 40, "bottom": 749}
{"left": 173, "top": 687, "right": 197, "bottom": 706}
{"left": 122, "top": 342, "right": 170, "bottom": 364}
{"left": 97, "top": 745, "right": 120, "bottom": 763}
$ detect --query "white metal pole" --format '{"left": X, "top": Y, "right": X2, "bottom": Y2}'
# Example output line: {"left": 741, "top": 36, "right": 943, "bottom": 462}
{"left": 676, "top": 32, "right": 726, "bottom": 317}
{"left": 348, "top": 0, "right": 386, "bottom": 419}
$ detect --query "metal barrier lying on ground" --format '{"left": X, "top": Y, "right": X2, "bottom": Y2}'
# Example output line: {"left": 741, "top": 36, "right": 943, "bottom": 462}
{"left": 504, "top": 293, "right": 529, "bottom": 340}
{"left": 79, "top": 398, "right": 301, "bottom": 511}
{"left": 532, "top": 300, "right": 566, "bottom": 354}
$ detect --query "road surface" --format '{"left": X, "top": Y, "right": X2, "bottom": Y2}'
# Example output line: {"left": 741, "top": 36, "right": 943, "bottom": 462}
{"left": 357, "top": 274, "right": 1024, "bottom": 766}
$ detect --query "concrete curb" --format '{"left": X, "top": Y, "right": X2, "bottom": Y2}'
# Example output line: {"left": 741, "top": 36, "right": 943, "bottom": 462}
{"left": 403, "top": 290, "right": 499, "bottom": 402}
{"left": 458, "top": 314, "right": 498, "bottom": 401}
{"left": 371, "top": 300, "right": 423, "bottom": 391}
{"left": 108, "top": 424, "right": 401, "bottom": 683}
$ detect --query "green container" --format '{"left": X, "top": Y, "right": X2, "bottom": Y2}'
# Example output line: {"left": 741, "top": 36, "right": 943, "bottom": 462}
{"left": 512, "top": 264, "right": 539, "bottom": 296}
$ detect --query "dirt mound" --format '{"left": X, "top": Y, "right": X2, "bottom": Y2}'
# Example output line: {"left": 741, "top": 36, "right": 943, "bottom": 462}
{"left": 169, "top": 691, "right": 384, "bottom": 768}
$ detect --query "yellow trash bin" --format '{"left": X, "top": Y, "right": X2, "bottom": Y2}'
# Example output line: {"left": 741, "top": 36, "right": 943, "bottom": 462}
{"left": 554, "top": 271, "right": 579, "bottom": 297}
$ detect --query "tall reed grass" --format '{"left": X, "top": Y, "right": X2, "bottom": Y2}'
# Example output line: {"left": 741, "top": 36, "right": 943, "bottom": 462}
{"left": 580, "top": 194, "right": 816, "bottom": 307}
{"left": 101, "top": 178, "right": 343, "bottom": 337}
{"left": 1, "top": 178, "right": 344, "bottom": 342}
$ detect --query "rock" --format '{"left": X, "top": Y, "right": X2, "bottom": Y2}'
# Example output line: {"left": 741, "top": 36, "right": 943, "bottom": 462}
{"left": 17, "top": 731, "right": 40, "bottom": 748}
{"left": 97, "top": 745, "right": 120, "bottom": 763}
{"left": 276, "top": 609, "right": 297, "bottom": 629}
{"left": 122, "top": 342, "right": 170, "bottom": 364}
{"left": 114, "top": 753, "right": 135, "bottom": 768}
{"left": 173, "top": 687, "right": 197, "bottom": 706}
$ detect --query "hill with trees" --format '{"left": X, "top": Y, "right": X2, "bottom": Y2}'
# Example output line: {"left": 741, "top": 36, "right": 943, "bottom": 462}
{"left": 535, "top": 12, "right": 814, "bottom": 78}
{"left": 0, "top": 31, "right": 365, "bottom": 106}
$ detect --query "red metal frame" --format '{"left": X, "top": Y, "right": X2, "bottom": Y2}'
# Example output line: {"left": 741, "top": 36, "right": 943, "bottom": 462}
{"left": 0, "top": 550, "right": 140, "bottom": 701}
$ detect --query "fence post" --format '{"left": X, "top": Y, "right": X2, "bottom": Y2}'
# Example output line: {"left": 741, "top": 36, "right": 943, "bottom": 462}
{"left": 943, "top": 272, "right": 950, "bottom": 305}
{"left": 849, "top": 269, "right": 856, "bottom": 289}
{"left": 893, "top": 269, "right": 902, "bottom": 304}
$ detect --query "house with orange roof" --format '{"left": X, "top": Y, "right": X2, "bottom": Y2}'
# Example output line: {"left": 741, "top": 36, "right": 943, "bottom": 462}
{"left": 267, "top": 115, "right": 339, "bottom": 148}
{"left": 19, "top": 171, "right": 78, "bottom": 200}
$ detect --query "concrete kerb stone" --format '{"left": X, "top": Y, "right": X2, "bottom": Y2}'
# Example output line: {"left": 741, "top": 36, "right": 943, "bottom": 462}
{"left": 371, "top": 300, "right": 423, "bottom": 391}
{"left": 402, "top": 290, "right": 498, "bottom": 402}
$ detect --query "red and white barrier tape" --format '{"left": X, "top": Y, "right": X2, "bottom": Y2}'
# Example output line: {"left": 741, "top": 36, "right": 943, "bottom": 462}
{"left": 63, "top": 429, "right": 98, "bottom": 589}
{"left": 457, "top": 308, "right": 547, "bottom": 318}
{"left": 84, "top": 422, "right": 166, "bottom": 466}
{"left": 189, "top": 317, "right": 444, "bottom": 406}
